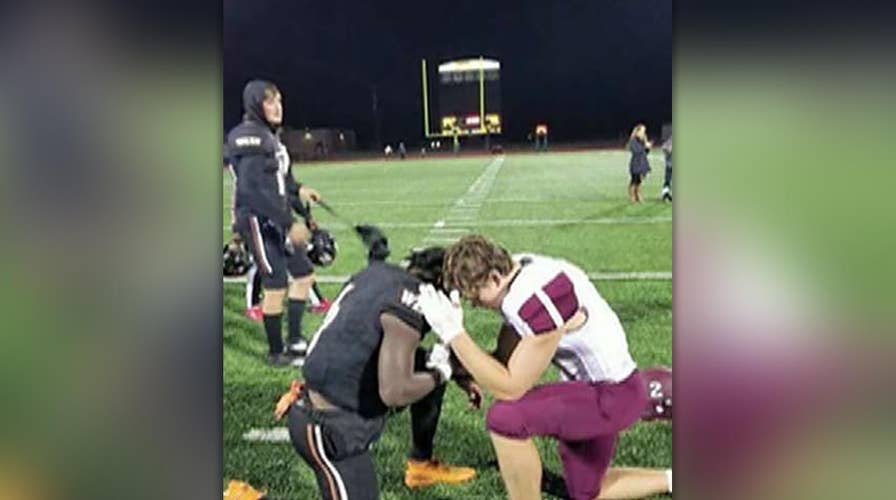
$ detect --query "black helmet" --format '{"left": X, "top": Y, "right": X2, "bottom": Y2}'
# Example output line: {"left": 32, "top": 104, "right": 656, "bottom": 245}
{"left": 223, "top": 238, "right": 252, "bottom": 276}
{"left": 307, "top": 228, "right": 337, "bottom": 266}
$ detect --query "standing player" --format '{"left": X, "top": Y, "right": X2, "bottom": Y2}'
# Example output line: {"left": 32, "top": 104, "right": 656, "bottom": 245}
{"left": 417, "top": 235, "right": 672, "bottom": 500}
{"left": 227, "top": 79, "right": 321, "bottom": 366}
{"left": 277, "top": 127, "right": 323, "bottom": 357}
{"left": 627, "top": 124, "right": 652, "bottom": 203}
{"left": 661, "top": 136, "right": 672, "bottom": 202}
{"left": 274, "top": 247, "right": 478, "bottom": 499}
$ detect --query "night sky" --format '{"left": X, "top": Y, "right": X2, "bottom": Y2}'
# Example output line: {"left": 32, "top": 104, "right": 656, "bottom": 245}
{"left": 224, "top": 0, "right": 672, "bottom": 148}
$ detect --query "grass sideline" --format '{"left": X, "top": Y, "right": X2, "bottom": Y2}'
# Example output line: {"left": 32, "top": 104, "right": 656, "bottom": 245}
{"left": 223, "top": 150, "right": 672, "bottom": 499}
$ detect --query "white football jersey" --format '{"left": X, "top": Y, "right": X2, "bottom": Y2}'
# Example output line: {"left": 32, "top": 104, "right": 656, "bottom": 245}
{"left": 500, "top": 254, "right": 637, "bottom": 383}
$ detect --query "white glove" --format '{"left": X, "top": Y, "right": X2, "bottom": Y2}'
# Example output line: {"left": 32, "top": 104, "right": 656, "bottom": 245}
{"left": 425, "top": 343, "right": 452, "bottom": 384}
{"left": 416, "top": 284, "right": 465, "bottom": 344}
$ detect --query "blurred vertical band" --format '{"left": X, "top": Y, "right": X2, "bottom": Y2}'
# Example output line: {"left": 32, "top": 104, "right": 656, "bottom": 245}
{"left": 0, "top": 1, "right": 222, "bottom": 498}
{"left": 676, "top": 1, "right": 896, "bottom": 499}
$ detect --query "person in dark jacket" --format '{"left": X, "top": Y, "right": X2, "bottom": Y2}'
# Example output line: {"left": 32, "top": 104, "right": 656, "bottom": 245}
{"left": 627, "top": 124, "right": 652, "bottom": 203}
{"left": 661, "top": 136, "right": 672, "bottom": 202}
{"left": 226, "top": 80, "right": 322, "bottom": 366}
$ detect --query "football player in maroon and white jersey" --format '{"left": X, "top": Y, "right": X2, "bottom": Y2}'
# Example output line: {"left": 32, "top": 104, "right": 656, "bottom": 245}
{"left": 416, "top": 235, "right": 671, "bottom": 500}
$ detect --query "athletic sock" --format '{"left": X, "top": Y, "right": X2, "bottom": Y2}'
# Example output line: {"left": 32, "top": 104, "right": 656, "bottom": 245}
{"left": 307, "top": 286, "right": 320, "bottom": 307}
{"left": 263, "top": 313, "right": 284, "bottom": 355}
{"left": 250, "top": 270, "right": 263, "bottom": 306}
{"left": 312, "top": 282, "right": 326, "bottom": 301}
{"left": 665, "top": 469, "right": 672, "bottom": 492}
{"left": 409, "top": 350, "right": 446, "bottom": 460}
{"left": 288, "top": 299, "right": 306, "bottom": 345}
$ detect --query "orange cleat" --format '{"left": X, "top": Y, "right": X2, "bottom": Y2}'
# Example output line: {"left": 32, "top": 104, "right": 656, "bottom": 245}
{"left": 223, "top": 479, "right": 266, "bottom": 499}
{"left": 404, "top": 458, "right": 476, "bottom": 488}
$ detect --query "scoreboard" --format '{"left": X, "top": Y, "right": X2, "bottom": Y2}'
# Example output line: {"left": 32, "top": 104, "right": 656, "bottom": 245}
{"left": 423, "top": 58, "right": 501, "bottom": 137}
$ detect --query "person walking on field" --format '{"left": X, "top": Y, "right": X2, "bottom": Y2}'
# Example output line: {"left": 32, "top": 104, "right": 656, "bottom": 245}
{"left": 627, "top": 124, "right": 652, "bottom": 203}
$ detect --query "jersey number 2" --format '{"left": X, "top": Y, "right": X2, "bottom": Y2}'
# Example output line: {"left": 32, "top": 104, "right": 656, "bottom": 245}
{"left": 648, "top": 380, "right": 664, "bottom": 399}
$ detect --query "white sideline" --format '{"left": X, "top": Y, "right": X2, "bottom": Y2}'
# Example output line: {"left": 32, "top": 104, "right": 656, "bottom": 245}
{"left": 225, "top": 271, "right": 671, "bottom": 285}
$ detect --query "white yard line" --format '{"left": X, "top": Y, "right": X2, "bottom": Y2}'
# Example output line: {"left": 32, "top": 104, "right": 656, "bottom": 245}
{"left": 223, "top": 216, "right": 669, "bottom": 233}
{"left": 225, "top": 271, "right": 671, "bottom": 285}
{"left": 224, "top": 275, "right": 350, "bottom": 284}
{"left": 472, "top": 216, "right": 671, "bottom": 227}
{"left": 242, "top": 427, "right": 290, "bottom": 443}
{"left": 587, "top": 271, "right": 672, "bottom": 280}
{"left": 421, "top": 156, "right": 505, "bottom": 246}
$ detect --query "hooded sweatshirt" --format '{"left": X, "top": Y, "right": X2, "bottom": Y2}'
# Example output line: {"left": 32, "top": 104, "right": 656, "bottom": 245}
{"left": 226, "top": 80, "right": 294, "bottom": 230}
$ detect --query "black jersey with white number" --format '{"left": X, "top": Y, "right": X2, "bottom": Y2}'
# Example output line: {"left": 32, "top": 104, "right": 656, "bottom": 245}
{"left": 302, "top": 261, "right": 427, "bottom": 418}
{"left": 226, "top": 81, "right": 294, "bottom": 231}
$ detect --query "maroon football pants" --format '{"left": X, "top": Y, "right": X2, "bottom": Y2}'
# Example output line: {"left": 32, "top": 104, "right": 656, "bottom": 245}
{"left": 485, "top": 371, "right": 647, "bottom": 500}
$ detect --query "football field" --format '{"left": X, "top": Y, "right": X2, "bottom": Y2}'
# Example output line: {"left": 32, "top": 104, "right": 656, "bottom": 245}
{"left": 223, "top": 150, "right": 672, "bottom": 499}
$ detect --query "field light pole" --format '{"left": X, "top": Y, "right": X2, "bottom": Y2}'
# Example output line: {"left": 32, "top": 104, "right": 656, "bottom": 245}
{"left": 371, "top": 84, "right": 381, "bottom": 151}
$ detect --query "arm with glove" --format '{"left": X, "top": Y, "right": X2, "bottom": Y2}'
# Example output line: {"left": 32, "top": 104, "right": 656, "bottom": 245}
{"left": 415, "top": 285, "right": 562, "bottom": 401}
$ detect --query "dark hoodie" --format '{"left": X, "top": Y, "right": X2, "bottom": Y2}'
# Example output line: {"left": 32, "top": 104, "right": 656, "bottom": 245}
{"left": 226, "top": 80, "right": 294, "bottom": 230}
{"left": 242, "top": 80, "right": 275, "bottom": 129}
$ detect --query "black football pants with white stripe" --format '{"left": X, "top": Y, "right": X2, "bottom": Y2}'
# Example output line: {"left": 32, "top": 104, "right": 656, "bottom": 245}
{"left": 287, "top": 401, "right": 381, "bottom": 500}
{"left": 286, "top": 350, "right": 446, "bottom": 499}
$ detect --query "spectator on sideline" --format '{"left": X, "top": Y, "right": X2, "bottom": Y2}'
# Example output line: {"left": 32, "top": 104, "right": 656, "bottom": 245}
{"left": 627, "top": 124, "right": 652, "bottom": 203}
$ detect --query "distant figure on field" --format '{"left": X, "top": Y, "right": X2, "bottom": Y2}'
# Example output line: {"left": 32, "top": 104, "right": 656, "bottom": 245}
{"left": 627, "top": 123, "right": 652, "bottom": 203}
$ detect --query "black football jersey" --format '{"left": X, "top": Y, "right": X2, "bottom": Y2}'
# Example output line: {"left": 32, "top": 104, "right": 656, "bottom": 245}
{"left": 302, "top": 261, "right": 427, "bottom": 418}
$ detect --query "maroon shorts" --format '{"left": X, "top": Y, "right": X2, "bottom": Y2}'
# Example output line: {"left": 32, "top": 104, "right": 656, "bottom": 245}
{"left": 486, "top": 371, "right": 647, "bottom": 500}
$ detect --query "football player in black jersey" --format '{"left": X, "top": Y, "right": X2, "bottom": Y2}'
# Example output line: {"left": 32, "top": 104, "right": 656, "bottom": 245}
{"left": 226, "top": 80, "right": 322, "bottom": 366}
{"left": 273, "top": 246, "right": 480, "bottom": 499}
